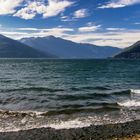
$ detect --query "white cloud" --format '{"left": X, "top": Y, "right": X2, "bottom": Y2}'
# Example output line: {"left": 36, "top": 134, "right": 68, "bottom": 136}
{"left": 60, "top": 8, "right": 89, "bottom": 22}
{"left": 17, "top": 27, "right": 74, "bottom": 32}
{"left": 66, "top": 29, "right": 140, "bottom": 48}
{"left": 99, "top": 0, "right": 140, "bottom": 9}
{"left": 0, "top": 27, "right": 74, "bottom": 39}
{"left": 0, "top": 0, "right": 23, "bottom": 15}
{"left": 106, "top": 28, "right": 126, "bottom": 31}
{"left": 60, "top": 15, "right": 73, "bottom": 21}
{"left": 14, "top": 0, "right": 74, "bottom": 19}
{"left": 14, "top": 8, "right": 36, "bottom": 19}
{"left": 1, "top": 26, "right": 140, "bottom": 48}
{"left": 43, "top": 0, "right": 74, "bottom": 18}
{"left": 134, "top": 22, "right": 140, "bottom": 25}
{"left": 78, "top": 25, "right": 101, "bottom": 32}
{"left": 73, "top": 9, "right": 88, "bottom": 18}
{"left": 17, "top": 28, "right": 39, "bottom": 31}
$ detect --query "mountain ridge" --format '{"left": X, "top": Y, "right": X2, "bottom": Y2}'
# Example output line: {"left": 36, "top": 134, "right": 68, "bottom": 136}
{"left": 20, "top": 36, "right": 121, "bottom": 59}
{"left": 0, "top": 34, "right": 54, "bottom": 58}
{"left": 114, "top": 40, "right": 140, "bottom": 59}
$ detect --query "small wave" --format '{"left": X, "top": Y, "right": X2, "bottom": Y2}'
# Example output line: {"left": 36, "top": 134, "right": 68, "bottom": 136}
{"left": 86, "top": 102, "right": 120, "bottom": 108}
{"left": 0, "top": 87, "right": 64, "bottom": 93}
{"left": 91, "top": 86, "right": 110, "bottom": 90}
{"left": 0, "top": 111, "right": 137, "bottom": 132}
{"left": 57, "top": 93, "right": 111, "bottom": 101}
{"left": 0, "top": 110, "right": 46, "bottom": 117}
{"left": 118, "top": 100, "right": 140, "bottom": 107}
{"left": 110, "top": 89, "right": 140, "bottom": 96}
{"left": 0, "top": 105, "right": 119, "bottom": 117}
{"left": 0, "top": 118, "right": 92, "bottom": 132}
{"left": 131, "top": 89, "right": 140, "bottom": 94}
{"left": 116, "top": 89, "right": 140, "bottom": 107}
{"left": 0, "top": 109, "right": 92, "bottom": 117}
{"left": 38, "top": 106, "right": 120, "bottom": 116}
{"left": 111, "top": 90, "right": 131, "bottom": 95}
{"left": 48, "top": 118, "right": 91, "bottom": 129}
{"left": 70, "top": 86, "right": 110, "bottom": 91}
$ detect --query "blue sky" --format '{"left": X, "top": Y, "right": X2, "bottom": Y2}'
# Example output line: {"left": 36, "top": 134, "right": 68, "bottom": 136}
{"left": 0, "top": 0, "right": 140, "bottom": 48}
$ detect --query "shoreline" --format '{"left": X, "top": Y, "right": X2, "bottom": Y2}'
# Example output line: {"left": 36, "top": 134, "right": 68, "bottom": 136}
{"left": 0, "top": 120, "right": 139, "bottom": 140}
{"left": 111, "top": 134, "right": 140, "bottom": 140}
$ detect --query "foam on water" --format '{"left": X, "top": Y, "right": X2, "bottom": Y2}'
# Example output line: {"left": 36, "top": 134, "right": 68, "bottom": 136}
{"left": 131, "top": 89, "right": 140, "bottom": 94}
{"left": 0, "top": 60, "right": 139, "bottom": 132}
{"left": 0, "top": 113, "right": 135, "bottom": 132}
{"left": 0, "top": 109, "right": 46, "bottom": 117}
{"left": 0, "top": 116, "right": 95, "bottom": 132}
{"left": 48, "top": 119, "right": 91, "bottom": 129}
{"left": 117, "top": 89, "right": 140, "bottom": 107}
{"left": 118, "top": 100, "right": 140, "bottom": 107}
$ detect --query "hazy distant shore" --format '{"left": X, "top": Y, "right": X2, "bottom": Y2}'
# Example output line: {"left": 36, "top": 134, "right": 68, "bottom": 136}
{"left": 0, "top": 120, "right": 139, "bottom": 140}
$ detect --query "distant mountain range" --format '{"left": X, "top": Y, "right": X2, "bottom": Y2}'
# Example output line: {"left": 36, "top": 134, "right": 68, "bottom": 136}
{"left": 114, "top": 41, "right": 140, "bottom": 59}
{"left": 0, "top": 34, "right": 53, "bottom": 58}
{"left": 3, "top": 34, "right": 140, "bottom": 59}
{"left": 20, "top": 36, "right": 121, "bottom": 59}
{"left": 0, "top": 34, "right": 139, "bottom": 59}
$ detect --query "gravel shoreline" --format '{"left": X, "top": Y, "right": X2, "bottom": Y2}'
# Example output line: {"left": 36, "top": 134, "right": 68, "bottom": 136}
{"left": 0, "top": 120, "right": 139, "bottom": 140}
{"left": 111, "top": 134, "right": 140, "bottom": 140}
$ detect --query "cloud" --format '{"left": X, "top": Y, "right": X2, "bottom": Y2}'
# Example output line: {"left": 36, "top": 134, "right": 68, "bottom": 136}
{"left": 99, "top": 0, "right": 140, "bottom": 9}
{"left": 0, "top": 0, "right": 23, "bottom": 15}
{"left": 106, "top": 28, "right": 126, "bottom": 31}
{"left": 0, "top": 27, "right": 74, "bottom": 39}
{"left": 66, "top": 29, "right": 140, "bottom": 48}
{"left": 17, "top": 28, "right": 40, "bottom": 31}
{"left": 60, "top": 15, "right": 73, "bottom": 21}
{"left": 134, "top": 22, "right": 140, "bottom": 25}
{"left": 16, "top": 27, "right": 74, "bottom": 32}
{"left": 73, "top": 9, "right": 89, "bottom": 18}
{"left": 43, "top": 0, "right": 74, "bottom": 18}
{"left": 1, "top": 26, "right": 140, "bottom": 48}
{"left": 14, "top": 6, "right": 36, "bottom": 20}
{"left": 60, "top": 9, "right": 89, "bottom": 21}
{"left": 78, "top": 24, "right": 101, "bottom": 32}
{"left": 14, "top": 0, "right": 74, "bottom": 19}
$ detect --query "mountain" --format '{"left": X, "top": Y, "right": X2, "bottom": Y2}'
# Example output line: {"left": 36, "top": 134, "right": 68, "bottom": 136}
{"left": 114, "top": 41, "right": 140, "bottom": 59}
{"left": 0, "top": 34, "right": 53, "bottom": 58}
{"left": 20, "top": 36, "right": 121, "bottom": 59}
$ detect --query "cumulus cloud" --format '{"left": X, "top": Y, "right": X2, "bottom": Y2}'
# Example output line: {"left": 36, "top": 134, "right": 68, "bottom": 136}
{"left": 0, "top": 0, "right": 23, "bottom": 15}
{"left": 14, "top": 0, "right": 74, "bottom": 19}
{"left": 99, "top": 0, "right": 140, "bottom": 9}
{"left": 43, "top": 0, "right": 74, "bottom": 18}
{"left": 14, "top": 7, "right": 36, "bottom": 19}
{"left": 73, "top": 9, "right": 89, "bottom": 18}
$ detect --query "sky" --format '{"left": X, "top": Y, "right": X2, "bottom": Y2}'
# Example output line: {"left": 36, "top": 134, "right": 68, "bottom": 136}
{"left": 0, "top": 0, "right": 140, "bottom": 48}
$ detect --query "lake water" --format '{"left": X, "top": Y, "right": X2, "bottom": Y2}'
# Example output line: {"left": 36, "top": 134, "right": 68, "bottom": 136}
{"left": 0, "top": 59, "right": 139, "bottom": 131}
